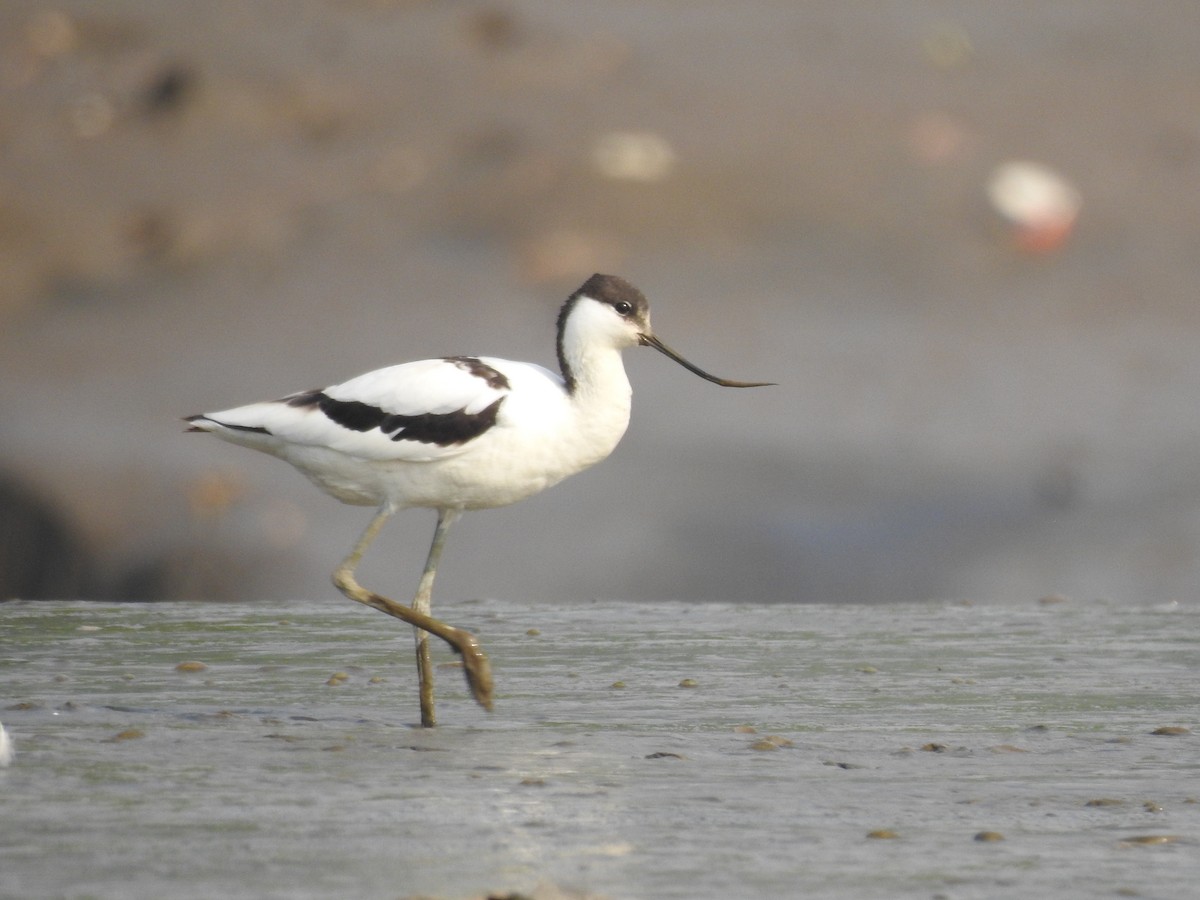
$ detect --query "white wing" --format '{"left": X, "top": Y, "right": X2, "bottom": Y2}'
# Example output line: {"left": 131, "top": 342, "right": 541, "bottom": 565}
{"left": 193, "top": 357, "right": 513, "bottom": 462}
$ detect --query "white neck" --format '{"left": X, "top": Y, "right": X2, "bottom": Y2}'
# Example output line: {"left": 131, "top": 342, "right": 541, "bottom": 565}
{"left": 558, "top": 301, "right": 634, "bottom": 404}
{"left": 556, "top": 301, "right": 634, "bottom": 454}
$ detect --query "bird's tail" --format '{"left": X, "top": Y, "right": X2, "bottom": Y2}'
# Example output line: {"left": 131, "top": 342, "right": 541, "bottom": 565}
{"left": 183, "top": 414, "right": 215, "bottom": 433}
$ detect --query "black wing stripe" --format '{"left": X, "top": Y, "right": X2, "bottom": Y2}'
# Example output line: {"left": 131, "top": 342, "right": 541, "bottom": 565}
{"left": 446, "top": 356, "right": 510, "bottom": 390}
{"left": 307, "top": 391, "right": 502, "bottom": 447}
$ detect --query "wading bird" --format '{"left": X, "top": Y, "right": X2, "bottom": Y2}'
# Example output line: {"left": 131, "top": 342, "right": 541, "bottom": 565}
{"left": 185, "top": 274, "right": 771, "bottom": 725}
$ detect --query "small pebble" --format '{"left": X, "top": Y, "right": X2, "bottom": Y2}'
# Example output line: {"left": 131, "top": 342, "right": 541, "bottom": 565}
{"left": 1038, "top": 593, "right": 1070, "bottom": 605}
{"left": 1143, "top": 801, "right": 1164, "bottom": 813}
{"left": 1120, "top": 834, "right": 1179, "bottom": 846}
{"left": 518, "top": 777, "right": 546, "bottom": 786}
{"left": 1150, "top": 726, "right": 1190, "bottom": 736}
{"left": 921, "top": 742, "right": 949, "bottom": 753}
{"left": 141, "top": 65, "right": 195, "bottom": 117}
{"left": 525, "top": 628, "right": 541, "bottom": 636}
{"left": 326, "top": 672, "right": 349, "bottom": 686}
{"left": 175, "top": 660, "right": 208, "bottom": 673}
{"left": 368, "top": 676, "right": 385, "bottom": 684}
{"left": 857, "top": 665, "right": 878, "bottom": 674}
{"left": 733, "top": 725, "right": 757, "bottom": 734}
{"left": 866, "top": 829, "right": 899, "bottom": 839}
{"left": 610, "top": 681, "right": 626, "bottom": 689}
{"left": 592, "top": 130, "right": 676, "bottom": 182}
{"left": 678, "top": 678, "right": 698, "bottom": 688}
{"left": 974, "top": 831, "right": 1005, "bottom": 842}
{"left": 749, "top": 736, "right": 795, "bottom": 752}
{"left": 1085, "top": 798, "right": 1123, "bottom": 807}
{"left": 111, "top": 729, "right": 145, "bottom": 742}
{"left": 25, "top": 9, "right": 78, "bottom": 58}
{"left": 645, "top": 752, "right": 685, "bottom": 760}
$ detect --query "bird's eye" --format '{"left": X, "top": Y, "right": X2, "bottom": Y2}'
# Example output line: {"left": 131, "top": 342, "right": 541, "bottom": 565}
{"left": 614, "top": 301, "right": 633, "bottom": 316}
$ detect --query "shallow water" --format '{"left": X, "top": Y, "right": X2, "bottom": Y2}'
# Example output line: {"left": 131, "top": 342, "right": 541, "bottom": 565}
{"left": 2, "top": 597, "right": 1197, "bottom": 900}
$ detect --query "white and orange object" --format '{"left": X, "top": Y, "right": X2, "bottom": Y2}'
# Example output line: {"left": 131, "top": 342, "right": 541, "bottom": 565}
{"left": 987, "top": 160, "right": 1081, "bottom": 254}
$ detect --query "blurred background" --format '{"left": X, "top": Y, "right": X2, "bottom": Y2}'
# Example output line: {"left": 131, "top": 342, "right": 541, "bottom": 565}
{"left": 3, "top": 1, "right": 1200, "bottom": 605}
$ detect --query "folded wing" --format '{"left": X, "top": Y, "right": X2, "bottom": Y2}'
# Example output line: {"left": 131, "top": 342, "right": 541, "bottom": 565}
{"left": 188, "top": 356, "right": 512, "bottom": 463}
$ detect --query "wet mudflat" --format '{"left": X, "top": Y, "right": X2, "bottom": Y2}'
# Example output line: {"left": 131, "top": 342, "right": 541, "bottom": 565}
{"left": 1, "top": 597, "right": 1196, "bottom": 900}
